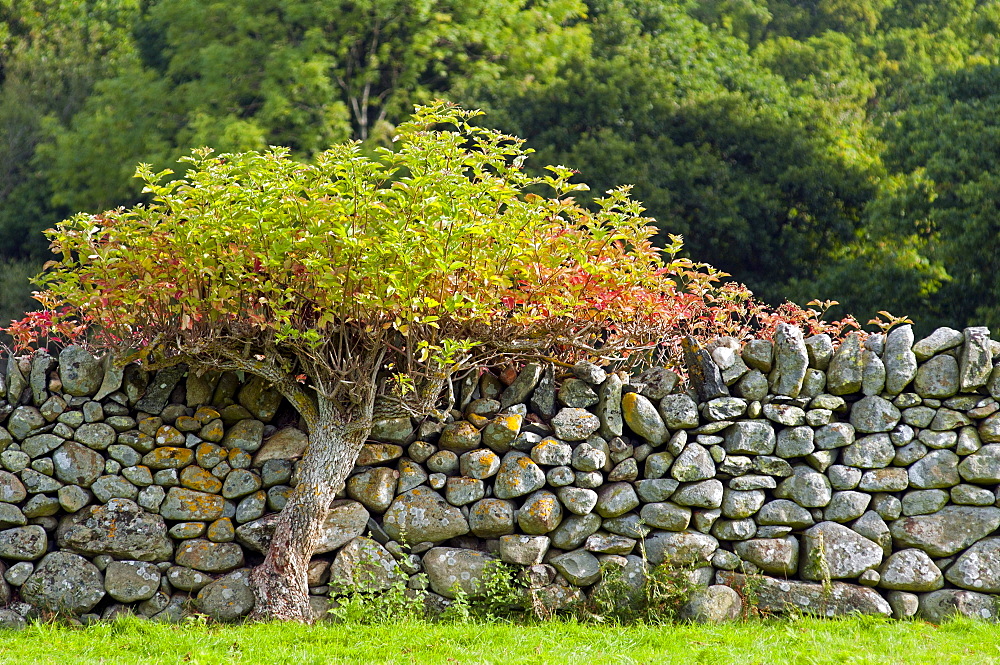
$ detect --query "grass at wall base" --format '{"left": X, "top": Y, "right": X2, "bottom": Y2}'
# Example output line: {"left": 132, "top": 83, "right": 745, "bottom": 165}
{"left": 1, "top": 615, "right": 997, "bottom": 664}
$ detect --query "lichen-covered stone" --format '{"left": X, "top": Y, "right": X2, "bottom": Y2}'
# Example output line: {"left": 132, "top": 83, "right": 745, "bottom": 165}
{"left": 195, "top": 568, "right": 255, "bottom": 622}
{"left": 890, "top": 506, "right": 1000, "bottom": 557}
{"left": 159, "top": 487, "right": 225, "bottom": 521}
{"left": 423, "top": 547, "right": 495, "bottom": 598}
{"left": 383, "top": 488, "right": 469, "bottom": 543}
{"left": 771, "top": 324, "right": 808, "bottom": 397}
{"left": 104, "top": 560, "right": 160, "bottom": 602}
{"left": 493, "top": 452, "right": 545, "bottom": 499}
{"left": 21, "top": 552, "right": 104, "bottom": 615}
{"left": 718, "top": 571, "right": 890, "bottom": 617}
{"left": 56, "top": 498, "right": 172, "bottom": 561}
{"left": 468, "top": 498, "right": 515, "bottom": 538}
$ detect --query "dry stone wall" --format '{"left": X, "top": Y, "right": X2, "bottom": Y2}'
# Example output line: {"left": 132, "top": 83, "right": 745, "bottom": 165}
{"left": 3, "top": 322, "right": 1000, "bottom": 624}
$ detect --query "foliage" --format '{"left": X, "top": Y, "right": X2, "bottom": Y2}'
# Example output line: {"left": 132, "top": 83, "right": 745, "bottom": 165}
{"left": 11, "top": 103, "right": 803, "bottom": 403}
{"left": 471, "top": 1, "right": 882, "bottom": 305}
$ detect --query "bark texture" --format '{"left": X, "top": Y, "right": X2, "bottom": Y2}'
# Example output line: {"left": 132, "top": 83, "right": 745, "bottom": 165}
{"left": 248, "top": 409, "right": 369, "bottom": 621}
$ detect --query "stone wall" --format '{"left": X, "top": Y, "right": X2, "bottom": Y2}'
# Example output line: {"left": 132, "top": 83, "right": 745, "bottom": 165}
{"left": 2, "top": 322, "right": 1000, "bottom": 624}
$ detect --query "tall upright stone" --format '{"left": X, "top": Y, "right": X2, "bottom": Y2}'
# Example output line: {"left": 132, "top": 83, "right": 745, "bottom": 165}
{"left": 883, "top": 324, "right": 917, "bottom": 395}
{"left": 827, "top": 333, "right": 863, "bottom": 395}
{"left": 770, "top": 324, "right": 808, "bottom": 397}
{"left": 960, "top": 327, "right": 992, "bottom": 392}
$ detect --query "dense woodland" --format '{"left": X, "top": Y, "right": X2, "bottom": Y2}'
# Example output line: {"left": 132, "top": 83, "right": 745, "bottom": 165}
{"left": 2, "top": 0, "right": 1000, "bottom": 336}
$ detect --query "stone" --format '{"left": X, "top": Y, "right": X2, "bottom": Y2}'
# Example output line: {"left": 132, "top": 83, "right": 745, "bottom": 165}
{"left": 142, "top": 446, "right": 194, "bottom": 470}
{"left": 861, "top": 350, "right": 886, "bottom": 396}
{"left": 596, "top": 373, "right": 624, "bottom": 439}
{"left": 825, "top": 333, "right": 863, "bottom": 396}
{"left": 236, "top": 491, "right": 266, "bottom": 523}
{"left": 383, "top": 488, "right": 469, "bottom": 543}
{"left": 104, "top": 560, "right": 161, "bottom": 602}
{"left": 570, "top": 441, "right": 606, "bottom": 472}
{"left": 608, "top": 458, "right": 638, "bottom": 482}
{"left": 735, "top": 370, "right": 768, "bottom": 401}
{"left": 56, "top": 498, "right": 172, "bottom": 561}
{"left": 423, "top": 547, "right": 496, "bottom": 598}
{"left": 705, "top": 397, "right": 747, "bottom": 421}
{"left": 159, "top": 487, "right": 225, "bottom": 521}
{"left": 329, "top": 537, "right": 401, "bottom": 591}
{"left": 901, "top": 489, "right": 949, "bottom": 516}
{"left": 734, "top": 536, "right": 800, "bottom": 576}
{"left": 640, "top": 502, "right": 691, "bottom": 531}
{"left": 883, "top": 325, "right": 918, "bottom": 395}
{"left": 711, "top": 518, "right": 756, "bottom": 540}
{"left": 557, "top": 487, "right": 598, "bottom": 516}
{"left": 742, "top": 339, "right": 773, "bottom": 373}
{"left": 253, "top": 428, "right": 309, "bottom": 467}
{"left": 867, "top": 549, "right": 944, "bottom": 595}
{"left": 620, "top": 393, "right": 668, "bottom": 445}
{"left": 756, "top": 499, "right": 814, "bottom": 529}
{"left": 222, "top": 419, "right": 265, "bottom": 453}
{"left": 858, "top": 468, "right": 909, "bottom": 492}
{"left": 944, "top": 537, "right": 1000, "bottom": 592}
{"left": 550, "top": 549, "right": 601, "bottom": 586}
{"left": 426, "top": 450, "right": 459, "bottom": 475}
{"left": 671, "top": 480, "right": 723, "bottom": 509}
{"left": 643, "top": 531, "right": 718, "bottom": 566}
{"left": 842, "top": 434, "right": 895, "bottom": 469}
{"left": 914, "top": 354, "right": 960, "bottom": 399}
{"left": 58, "top": 346, "right": 104, "bottom": 397}
{"left": 500, "top": 363, "right": 543, "bottom": 409}
{"left": 90, "top": 475, "right": 137, "bottom": 503}
{"left": 558, "top": 378, "right": 598, "bottom": 408}
{"left": 22, "top": 434, "right": 63, "bottom": 459}
{"left": 775, "top": 426, "right": 814, "bottom": 459}
{"left": 184, "top": 569, "right": 253, "bottom": 624}
{"left": 720, "top": 489, "right": 765, "bottom": 520}
{"left": 635, "top": 478, "right": 679, "bottom": 503}
{"left": 659, "top": 394, "right": 700, "bottom": 429}
{"left": 0, "top": 471, "right": 26, "bottom": 504}
{"left": 634, "top": 366, "right": 680, "bottom": 400}
{"left": 960, "top": 326, "right": 993, "bottom": 391}
{"left": 908, "top": 450, "right": 960, "bottom": 488}
{"left": 179, "top": 466, "right": 223, "bottom": 494}
{"left": 460, "top": 448, "right": 501, "bottom": 479}
{"left": 549, "top": 513, "right": 602, "bottom": 550}
{"left": 347, "top": 467, "right": 397, "bottom": 512}
{"left": 919, "top": 589, "right": 999, "bottom": 623}
{"left": 529, "top": 365, "right": 556, "bottom": 418}
{"left": 951, "top": 484, "right": 995, "bottom": 506}
{"left": 678, "top": 584, "right": 743, "bottom": 623}
{"left": 594, "top": 482, "right": 639, "bottom": 518}
{"left": 771, "top": 324, "right": 808, "bottom": 397}
{"left": 723, "top": 420, "right": 775, "bottom": 455}
{"left": 849, "top": 396, "right": 900, "bottom": 434}
{"left": 913, "top": 327, "right": 963, "bottom": 361}
{"left": 958, "top": 444, "right": 1000, "bottom": 484}
{"left": 74, "top": 423, "right": 116, "bottom": 451}
{"left": 21, "top": 468, "right": 62, "bottom": 494}
{"left": 438, "top": 421, "right": 481, "bottom": 453}
{"left": 823, "top": 491, "right": 870, "bottom": 523}
{"left": 175, "top": 539, "right": 244, "bottom": 573}
{"left": 930, "top": 408, "right": 971, "bottom": 431}
{"left": 801, "top": 521, "right": 883, "bottom": 581}
{"left": 980, "top": 413, "right": 1000, "bottom": 443}
{"left": 890, "top": 506, "right": 1000, "bottom": 557}
{"left": 774, "top": 467, "right": 831, "bottom": 508}
{"left": 551, "top": 408, "right": 600, "bottom": 442}
{"left": 51, "top": 441, "right": 104, "bottom": 487}
{"left": 499, "top": 535, "right": 549, "bottom": 565}
{"left": 683, "top": 337, "right": 728, "bottom": 401}
{"left": 671, "top": 442, "right": 715, "bottom": 482}
{"left": 21, "top": 552, "right": 105, "bottom": 615}
{"left": 717, "top": 571, "right": 890, "bottom": 617}
{"left": 586, "top": 533, "right": 635, "bottom": 555}
{"left": 814, "top": 422, "right": 855, "bottom": 451}
{"left": 493, "top": 452, "right": 545, "bottom": 499}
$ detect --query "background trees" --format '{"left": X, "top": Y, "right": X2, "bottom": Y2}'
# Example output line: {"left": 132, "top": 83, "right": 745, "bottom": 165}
{"left": 5, "top": 0, "right": 1000, "bottom": 334}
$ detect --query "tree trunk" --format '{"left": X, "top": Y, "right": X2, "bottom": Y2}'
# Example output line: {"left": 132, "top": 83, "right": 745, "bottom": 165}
{"left": 248, "top": 410, "right": 370, "bottom": 621}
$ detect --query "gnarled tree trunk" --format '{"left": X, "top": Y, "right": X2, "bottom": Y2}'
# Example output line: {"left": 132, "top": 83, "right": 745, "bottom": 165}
{"left": 248, "top": 405, "right": 370, "bottom": 621}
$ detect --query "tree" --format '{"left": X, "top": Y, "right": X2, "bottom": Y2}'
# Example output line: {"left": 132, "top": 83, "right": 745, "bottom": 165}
{"left": 474, "top": 1, "right": 880, "bottom": 304}
{"left": 8, "top": 103, "right": 764, "bottom": 620}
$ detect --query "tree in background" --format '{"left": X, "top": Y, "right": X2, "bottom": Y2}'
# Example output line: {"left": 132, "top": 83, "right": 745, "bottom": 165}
{"left": 8, "top": 104, "right": 779, "bottom": 620}
{"left": 471, "top": 0, "right": 880, "bottom": 305}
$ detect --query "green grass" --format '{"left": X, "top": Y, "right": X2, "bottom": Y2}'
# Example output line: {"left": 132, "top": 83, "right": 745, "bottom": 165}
{"left": 1, "top": 615, "right": 999, "bottom": 665}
